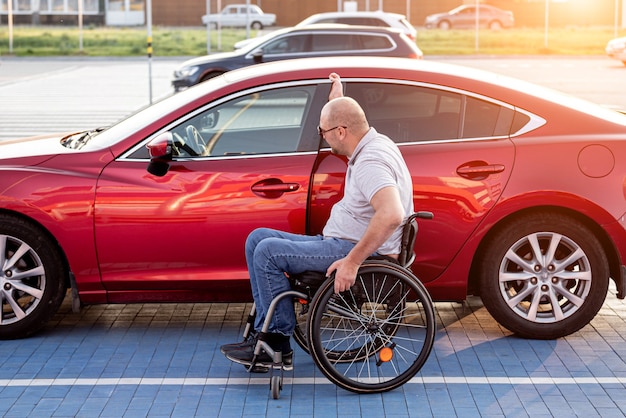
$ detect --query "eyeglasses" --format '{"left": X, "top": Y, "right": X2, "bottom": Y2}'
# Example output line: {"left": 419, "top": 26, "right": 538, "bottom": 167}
{"left": 317, "top": 125, "right": 346, "bottom": 137}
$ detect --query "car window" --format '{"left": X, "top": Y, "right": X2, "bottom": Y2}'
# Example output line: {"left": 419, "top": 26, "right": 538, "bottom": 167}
{"left": 309, "top": 33, "right": 391, "bottom": 52}
{"left": 463, "top": 96, "right": 506, "bottom": 138}
{"left": 358, "top": 34, "right": 393, "bottom": 50}
{"left": 311, "top": 33, "right": 357, "bottom": 51}
{"left": 345, "top": 82, "right": 513, "bottom": 142}
{"left": 169, "top": 86, "right": 315, "bottom": 158}
{"left": 263, "top": 34, "right": 308, "bottom": 54}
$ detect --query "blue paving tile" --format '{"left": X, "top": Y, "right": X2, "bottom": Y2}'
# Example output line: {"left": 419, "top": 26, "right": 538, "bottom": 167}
{"left": 0, "top": 295, "right": 625, "bottom": 417}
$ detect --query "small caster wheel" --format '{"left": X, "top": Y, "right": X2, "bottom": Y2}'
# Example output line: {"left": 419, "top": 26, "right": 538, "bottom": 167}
{"left": 271, "top": 375, "right": 282, "bottom": 399}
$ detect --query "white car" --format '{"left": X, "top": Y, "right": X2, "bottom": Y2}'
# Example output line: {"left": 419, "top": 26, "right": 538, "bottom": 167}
{"left": 201, "top": 4, "right": 276, "bottom": 30}
{"left": 297, "top": 11, "right": 416, "bottom": 41}
{"left": 234, "top": 10, "right": 416, "bottom": 50}
{"left": 606, "top": 36, "right": 626, "bottom": 66}
{"left": 425, "top": 4, "right": 514, "bottom": 30}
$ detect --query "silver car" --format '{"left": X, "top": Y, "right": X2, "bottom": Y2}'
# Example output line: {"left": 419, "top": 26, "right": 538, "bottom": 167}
{"left": 297, "top": 11, "right": 417, "bottom": 41}
{"left": 425, "top": 4, "right": 514, "bottom": 30}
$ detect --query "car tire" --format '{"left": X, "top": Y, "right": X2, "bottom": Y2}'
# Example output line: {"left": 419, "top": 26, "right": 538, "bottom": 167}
{"left": 438, "top": 20, "right": 451, "bottom": 30}
{"left": 479, "top": 212, "right": 609, "bottom": 339}
{"left": 0, "top": 214, "right": 67, "bottom": 339}
{"left": 251, "top": 21, "right": 263, "bottom": 30}
{"left": 489, "top": 20, "right": 503, "bottom": 30}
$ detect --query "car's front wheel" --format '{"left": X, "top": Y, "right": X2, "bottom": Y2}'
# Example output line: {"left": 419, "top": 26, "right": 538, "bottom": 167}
{"left": 0, "top": 215, "right": 67, "bottom": 339}
{"left": 479, "top": 213, "right": 609, "bottom": 339}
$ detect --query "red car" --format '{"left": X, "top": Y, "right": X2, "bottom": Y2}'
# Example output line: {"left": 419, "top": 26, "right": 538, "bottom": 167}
{"left": 1, "top": 57, "right": 626, "bottom": 340}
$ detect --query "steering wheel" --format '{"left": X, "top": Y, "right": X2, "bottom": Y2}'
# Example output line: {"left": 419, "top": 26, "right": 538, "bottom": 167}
{"left": 185, "top": 125, "right": 207, "bottom": 156}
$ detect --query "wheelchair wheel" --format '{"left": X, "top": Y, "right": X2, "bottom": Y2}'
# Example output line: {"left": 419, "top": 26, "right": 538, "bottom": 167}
{"left": 307, "top": 260, "right": 436, "bottom": 394}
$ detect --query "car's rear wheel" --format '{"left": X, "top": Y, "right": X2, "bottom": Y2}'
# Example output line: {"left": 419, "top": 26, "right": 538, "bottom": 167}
{"left": 479, "top": 213, "right": 609, "bottom": 339}
{"left": 250, "top": 21, "right": 263, "bottom": 30}
{"left": 0, "top": 215, "right": 67, "bottom": 339}
{"left": 488, "top": 20, "right": 503, "bottom": 30}
{"left": 438, "top": 20, "right": 451, "bottom": 30}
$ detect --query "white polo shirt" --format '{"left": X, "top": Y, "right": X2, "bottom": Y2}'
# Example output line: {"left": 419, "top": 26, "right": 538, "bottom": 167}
{"left": 322, "top": 127, "right": 414, "bottom": 255}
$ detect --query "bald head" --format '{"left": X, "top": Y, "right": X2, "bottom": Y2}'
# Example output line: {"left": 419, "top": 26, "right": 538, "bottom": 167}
{"left": 320, "top": 97, "right": 369, "bottom": 139}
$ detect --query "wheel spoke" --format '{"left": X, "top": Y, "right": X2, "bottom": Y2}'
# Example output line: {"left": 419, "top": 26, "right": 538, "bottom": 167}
{"left": 553, "top": 285, "right": 585, "bottom": 307}
{"left": 527, "top": 233, "right": 544, "bottom": 264}
{"left": 8, "top": 265, "right": 45, "bottom": 282}
{"left": 557, "top": 270, "right": 591, "bottom": 281}
{"left": 526, "top": 290, "right": 542, "bottom": 321}
{"left": 507, "top": 284, "right": 536, "bottom": 308}
{"left": 1, "top": 290, "right": 26, "bottom": 322}
{"left": 3, "top": 241, "right": 29, "bottom": 271}
{"left": 548, "top": 290, "right": 565, "bottom": 321}
{"left": 9, "top": 280, "right": 44, "bottom": 300}
{"left": 500, "top": 271, "right": 534, "bottom": 283}
{"left": 553, "top": 247, "right": 586, "bottom": 271}
{"left": 543, "top": 232, "right": 562, "bottom": 265}
{"left": 504, "top": 247, "right": 534, "bottom": 271}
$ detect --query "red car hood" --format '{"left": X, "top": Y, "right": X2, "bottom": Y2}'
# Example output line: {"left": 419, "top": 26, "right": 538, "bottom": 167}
{"left": 0, "top": 133, "right": 73, "bottom": 165}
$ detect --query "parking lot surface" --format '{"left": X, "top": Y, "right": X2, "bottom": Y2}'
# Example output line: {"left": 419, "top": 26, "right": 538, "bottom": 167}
{"left": 1, "top": 286, "right": 625, "bottom": 417}
{"left": 1, "top": 56, "right": 626, "bottom": 417}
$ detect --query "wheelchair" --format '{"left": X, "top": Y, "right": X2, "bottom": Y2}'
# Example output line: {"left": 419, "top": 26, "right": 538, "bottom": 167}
{"left": 236, "top": 212, "right": 436, "bottom": 399}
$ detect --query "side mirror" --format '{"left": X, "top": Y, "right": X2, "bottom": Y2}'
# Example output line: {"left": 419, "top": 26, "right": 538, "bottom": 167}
{"left": 146, "top": 132, "right": 173, "bottom": 176}
{"left": 252, "top": 48, "right": 264, "bottom": 63}
{"left": 201, "top": 110, "right": 219, "bottom": 129}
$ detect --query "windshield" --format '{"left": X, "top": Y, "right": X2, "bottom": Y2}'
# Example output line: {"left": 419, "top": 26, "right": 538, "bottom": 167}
{"left": 80, "top": 76, "right": 228, "bottom": 151}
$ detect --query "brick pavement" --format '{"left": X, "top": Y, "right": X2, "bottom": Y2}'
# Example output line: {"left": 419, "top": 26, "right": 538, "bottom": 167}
{"left": 0, "top": 285, "right": 624, "bottom": 417}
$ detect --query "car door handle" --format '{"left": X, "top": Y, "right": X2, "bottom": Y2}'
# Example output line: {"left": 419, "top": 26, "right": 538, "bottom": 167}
{"left": 457, "top": 162, "right": 505, "bottom": 180}
{"left": 251, "top": 179, "right": 300, "bottom": 198}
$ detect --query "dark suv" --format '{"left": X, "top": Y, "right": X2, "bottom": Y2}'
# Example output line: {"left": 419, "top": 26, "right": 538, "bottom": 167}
{"left": 172, "top": 24, "right": 423, "bottom": 91}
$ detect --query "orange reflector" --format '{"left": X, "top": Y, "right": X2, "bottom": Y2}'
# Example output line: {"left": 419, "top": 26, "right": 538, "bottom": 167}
{"left": 379, "top": 347, "right": 394, "bottom": 363}
{"left": 298, "top": 299, "right": 308, "bottom": 305}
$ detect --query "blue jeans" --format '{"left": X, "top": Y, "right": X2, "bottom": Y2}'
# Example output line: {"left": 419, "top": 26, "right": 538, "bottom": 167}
{"left": 245, "top": 228, "right": 357, "bottom": 336}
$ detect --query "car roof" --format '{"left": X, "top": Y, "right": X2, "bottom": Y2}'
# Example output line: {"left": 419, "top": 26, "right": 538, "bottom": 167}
{"left": 238, "top": 23, "right": 406, "bottom": 52}
{"left": 280, "top": 23, "right": 404, "bottom": 34}
{"left": 215, "top": 56, "right": 626, "bottom": 125}
{"left": 299, "top": 10, "right": 407, "bottom": 22}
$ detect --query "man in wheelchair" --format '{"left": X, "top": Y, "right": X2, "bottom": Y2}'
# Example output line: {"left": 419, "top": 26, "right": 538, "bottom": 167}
{"left": 221, "top": 74, "right": 414, "bottom": 372}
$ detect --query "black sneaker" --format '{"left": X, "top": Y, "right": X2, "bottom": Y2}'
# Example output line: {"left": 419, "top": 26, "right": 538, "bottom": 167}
{"left": 220, "top": 332, "right": 258, "bottom": 354}
{"left": 225, "top": 345, "right": 294, "bottom": 372}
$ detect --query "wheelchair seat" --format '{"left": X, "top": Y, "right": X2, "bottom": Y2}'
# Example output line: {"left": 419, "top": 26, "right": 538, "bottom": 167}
{"left": 290, "top": 211, "right": 431, "bottom": 292}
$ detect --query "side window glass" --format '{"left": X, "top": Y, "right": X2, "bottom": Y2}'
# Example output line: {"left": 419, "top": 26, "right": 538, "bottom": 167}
{"left": 312, "top": 34, "right": 352, "bottom": 51}
{"left": 462, "top": 97, "right": 503, "bottom": 138}
{"left": 263, "top": 35, "right": 306, "bottom": 54}
{"left": 345, "top": 83, "right": 462, "bottom": 142}
{"left": 359, "top": 34, "right": 392, "bottom": 50}
{"left": 170, "top": 86, "right": 315, "bottom": 158}
{"left": 345, "top": 82, "right": 512, "bottom": 142}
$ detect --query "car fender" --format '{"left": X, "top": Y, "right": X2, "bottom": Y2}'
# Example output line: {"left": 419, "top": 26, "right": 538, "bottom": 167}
{"left": 467, "top": 190, "right": 624, "bottom": 293}
{"left": 0, "top": 150, "right": 116, "bottom": 300}
{"left": 422, "top": 189, "right": 623, "bottom": 301}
